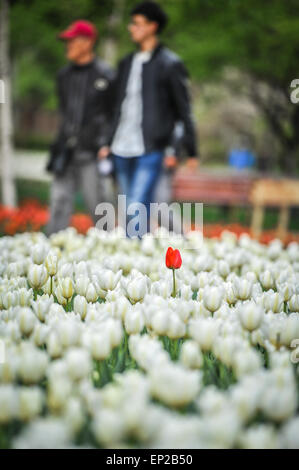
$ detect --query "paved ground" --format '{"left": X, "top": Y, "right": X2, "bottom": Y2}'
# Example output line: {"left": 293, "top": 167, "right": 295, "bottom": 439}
{"left": 3, "top": 150, "right": 261, "bottom": 183}
{"left": 11, "top": 150, "right": 51, "bottom": 182}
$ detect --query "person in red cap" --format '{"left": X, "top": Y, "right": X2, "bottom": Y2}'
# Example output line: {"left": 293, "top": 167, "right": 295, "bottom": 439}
{"left": 46, "top": 20, "right": 115, "bottom": 234}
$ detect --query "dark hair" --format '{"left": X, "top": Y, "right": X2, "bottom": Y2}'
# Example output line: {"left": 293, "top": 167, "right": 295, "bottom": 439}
{"left": 130, "top": 1, "right": 168, "bottom": 34}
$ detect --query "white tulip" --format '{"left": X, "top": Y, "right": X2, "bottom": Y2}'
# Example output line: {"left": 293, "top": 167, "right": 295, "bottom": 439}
{"left": 92, "top": 409, "right": 126, "bottom": 446}
{"left": 18, "top": 287, "right": 33, "bottom": 307}
{"left": 57, "top": 320, "right": 81, "bottom": 348}
{"left": 89, "top": 332, "right": 111, "bottom": 360}
{"left": 167, "top": 314, "right": 186, "bottom": 339}
{"left": 85, "top": 283, "right": 98, "bottom": 303}
{"left": 31, "top": 295, "right": 54, "bottom": 322}
{"left": 1, "top": 291, "right": 19, "bottom": 309}
{"left": 277, "top": 282, "right": 295, "bottom": 302}
{"left": 18, "top": 387, "right": 44, "bottom": 421}
{"left": 18, "top": 346, "right": 48, "bottom": 384}
{"left": 125, "top": 309, "right": 145, "bottom": 335}
{"left": 202, "top": 409, "right": 241, "bottom": 448}
{"left": 57, "top": 262, "right": 73, "bottom": 278}
{"left": 31, "top": 324, "right": 50, "bottom": 347}
{"left": 46, "top": 332, "right": 63, "bottom": 358}
{"left": 225, "top": 282, "right": 237, "bottom": 305}
{"left": 238, "top": 425, "right": 279, "bottom": 449}
{"left": 141, "top": 234, "right": 156, "bottom": 255}
{"left": 105, "top": 319, "right": 123, "bottom": 348}
{"left": 12, "top": 417, "right": 73, "bottom": 449}
{"left": 279, "top": 315, "right": 299, "bottom": 346}
{"left": 197, "top": 386, "right": 227, "bottom": 415}
{"left": 63, "top": 397, "right": 85, "bottom": 434}
{"left": 213, "top": 336, "right": 241, "bottom": 367}
{"left": 6, "top": 262, "right": 23, "bottom": 278}
{"left": 48, "top": 378, "right": 72, "bottom": 412}
{"left": 261, "top": 386, "right": 297, "bottom": 422}
{"left": 54, "top": 285, "right": 67, "bottom": 306}
{"left": 180, "top": 340, "right": 203, "bottom": 369}
{"left": 73, "top": 295, "right": 88, "bottom": 320}
{"left": 0, "top": 385, "right": 19, "bottom": 423}
{"left": 259, "top": 270, "right": 275, "bottom": 290}
{"left": 149, "top": 363, "right": 200, "bottom": 407}
{"left": 125, "top": 276, "right": 148, "bottom": 303}
{"left": 47, "top": 303, "right": 65, "bottom": 319}
{"left": 96, "top": 269, "right": 122, "bottom": 292}
{"left": 180, "top": 284, "right": 193, "bottom": 301}
{"left": 262, "top": 290, "right": 284, "bottom": 313}
{"left": 58, "top": 277, "right": 74, "bottom": 300}
{"left": 280, "top": 417, "right": 299, "bottom": 449}
{"left": 151, "top": 310, "right": 170, "bottom": 336}
{"left": 288, "top": 294, "right": 299, "bottom": 312}
{"left": 0, "top": 353, "right": 18, "bottom": 383}
{"left": 151, "top": 280, "right": 172, "bottom": 299}
{"left": 65, "top": 348, "right": 91, "bottom": 381}
{"left": 203, "top": 286, "right": 224, "bottom": 313}
{"left": 238, "top": 301, "right": 264, "bottom": 332}
{"left": 18, "top": 307, "right": 37, "bottom": 336}
{"left": 230, "top": 387, "right": 259, "bottom": 422}
{"left": 115, "top": 296, "right": 131, "bottom": 321}
{"left": 31, "top": 244, "right": 48, "bottom": 265}
{"left": 75, "top": 276, "right": 89, "bottom": 296}
{"left": 28, "top": 264, "right": 48, "bottom": 289}
{"left": 218, "top": 260, "right": 230, "bottom": 278}
{"left": 45, "top": 252, "right": 58, "bottom": 276}
{"left": 232, "top": 349, "right": 262, "bottom": 378}
{"left": 233, "top": 278, "right": 253, "bottom": 300}
{"left": 189, "top": 318, "right": 220, "bottom": 351}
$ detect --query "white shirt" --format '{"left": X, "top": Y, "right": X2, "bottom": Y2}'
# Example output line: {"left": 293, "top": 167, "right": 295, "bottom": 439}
{"left": 111, "top": 50, "right": 153, "bottom": 157}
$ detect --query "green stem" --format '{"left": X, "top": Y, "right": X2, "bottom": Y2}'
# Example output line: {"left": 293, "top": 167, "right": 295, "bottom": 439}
{"left": 172, "top": 268, "right": 176, "bottom": 298}
{"left": 124, "top": 331, "right": 129, "bottom": 366}
{"left": 99, "top": 360, "right": 110, "bottom": 387}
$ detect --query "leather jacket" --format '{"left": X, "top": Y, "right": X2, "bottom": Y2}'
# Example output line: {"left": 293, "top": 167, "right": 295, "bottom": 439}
{"left": 108, "top": 42, "right": 199, "bottom": 159}
{"left": 47, "top": 57, "right": 115, "bottom": 173}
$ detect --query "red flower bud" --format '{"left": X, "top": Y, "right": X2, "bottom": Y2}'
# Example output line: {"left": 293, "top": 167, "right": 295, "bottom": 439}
{"left": 165, "top": 247, "right": 182, "bottom": 270}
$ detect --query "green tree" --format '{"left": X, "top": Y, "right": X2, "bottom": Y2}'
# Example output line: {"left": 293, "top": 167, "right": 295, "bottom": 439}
{"left": 8, "top": 0, "right": 299, "bottom": 172}
{"left": 161, "top": 0, "right": 299, "bottom": 173}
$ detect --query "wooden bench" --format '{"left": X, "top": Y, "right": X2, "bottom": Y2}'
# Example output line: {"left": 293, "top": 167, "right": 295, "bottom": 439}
{"left": 172, "top": 169, "right": 299, "bottom": 241}
{"left": 249, "top": 179, "right": 299, "bottom": 240}
{"left": 172, "top": 169, "right": 255, "bottom": 205}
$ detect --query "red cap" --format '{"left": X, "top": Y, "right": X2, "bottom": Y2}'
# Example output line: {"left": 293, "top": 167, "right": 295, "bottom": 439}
{"left": 58, "top": 20, "right": 98, "bottom": 40}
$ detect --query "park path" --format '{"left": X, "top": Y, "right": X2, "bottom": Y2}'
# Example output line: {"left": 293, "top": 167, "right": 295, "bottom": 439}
{"left": 10, "top": 150, "right": 51, "bottom": 182}
{"left": 3, "top": 149, "right": 260, "bottom": 183}
{"left": 0, "top": 150, "right": 51, "bottom": 182}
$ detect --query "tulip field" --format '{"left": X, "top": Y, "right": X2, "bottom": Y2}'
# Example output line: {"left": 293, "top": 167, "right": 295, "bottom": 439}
{"left": 0, "top": 227, "right": 299, "bottom": 449}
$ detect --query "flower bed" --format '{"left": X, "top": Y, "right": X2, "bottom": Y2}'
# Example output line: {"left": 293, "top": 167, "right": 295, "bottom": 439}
{"left": 0, "top": 227, "right": 298, "bottom": 449}
{"left": 1, "top": 200, "right": 299, "bottom": 244}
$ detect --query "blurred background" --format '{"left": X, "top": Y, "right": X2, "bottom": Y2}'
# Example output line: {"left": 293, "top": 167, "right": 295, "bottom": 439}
{"left": 0, "top": 0, "right": 299, "bottom": 241}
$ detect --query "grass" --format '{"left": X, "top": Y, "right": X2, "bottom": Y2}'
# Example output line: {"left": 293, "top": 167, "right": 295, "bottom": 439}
{"left": 16, "top": 179, "right": 86, "bottom": 212}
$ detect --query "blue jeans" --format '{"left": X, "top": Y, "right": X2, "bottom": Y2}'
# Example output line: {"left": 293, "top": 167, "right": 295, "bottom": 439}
{"left": 113, "top": 150, "right": 164, "bottom": 236}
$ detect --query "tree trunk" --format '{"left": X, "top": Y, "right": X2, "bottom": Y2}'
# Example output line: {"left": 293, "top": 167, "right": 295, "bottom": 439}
{"left": 101, "top": 0, "right": 126, "bottom": 65}
{"left": 0, "top": 0, "right": 16, "bottom": 207}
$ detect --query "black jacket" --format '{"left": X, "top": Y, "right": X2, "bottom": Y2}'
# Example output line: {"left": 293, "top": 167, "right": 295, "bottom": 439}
{"left": 47, "top": 57, "right": 115, "bottom": 173}
{"left": 108, "top": 42, "right": 199, "bottom": 158}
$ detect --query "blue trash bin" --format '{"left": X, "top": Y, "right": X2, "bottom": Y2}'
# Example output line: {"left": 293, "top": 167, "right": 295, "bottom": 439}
{"left": 228, "top": 148, "right": 255, "bottom": 169}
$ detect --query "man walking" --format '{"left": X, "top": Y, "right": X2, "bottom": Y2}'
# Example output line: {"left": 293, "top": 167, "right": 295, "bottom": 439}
{"left": 46, "top": 20, "right": 114, "bottom": 234}
{"left": 98, "top": 1, "right": 199, "bottom": 237}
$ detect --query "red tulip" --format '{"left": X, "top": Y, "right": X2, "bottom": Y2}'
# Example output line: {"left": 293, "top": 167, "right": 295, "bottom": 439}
{"left": 165, "top": 247, "right": 182, "bottom": 270}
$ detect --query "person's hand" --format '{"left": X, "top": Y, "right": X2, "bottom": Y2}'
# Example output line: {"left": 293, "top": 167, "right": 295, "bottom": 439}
{"left": 98, "top": 146, "right": 110, "bottom": 159}
{"left": 164, "top": 155, "right": 178, "bottom": 169}
{"left": 186, "top": 158, "right": 199, "bottom": 171}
